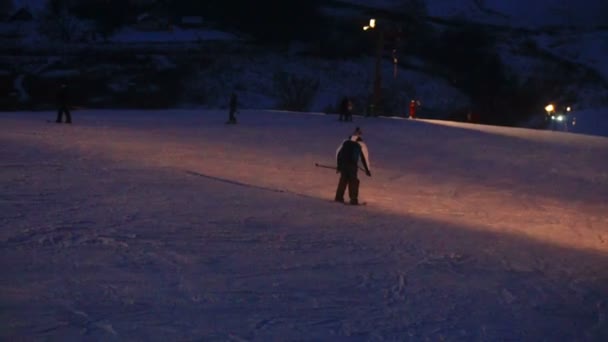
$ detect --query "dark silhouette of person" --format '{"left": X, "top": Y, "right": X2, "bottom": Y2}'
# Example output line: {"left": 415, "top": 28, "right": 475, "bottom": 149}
{"left": 227, "top": 92, "right": 238, "bottom": 124}
{"left": 335, "top": 127, "right": 371, "bottom": 205}
{"left": 338, "top": 96, "right": 353, "bottom": 122}
{"left": 55, "top": 84, "right": 72, "bottom": 124}
{"left": 345, "top": 97, "right": 353, "bottom": 121}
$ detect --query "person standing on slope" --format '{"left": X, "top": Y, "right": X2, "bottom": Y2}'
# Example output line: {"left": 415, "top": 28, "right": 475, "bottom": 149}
{"left": 338, "top": 96, "right": 353, "bottom": 122}
{"left": 345, "top": 97, "right": 353, "bottom": 122}
{"left": 55, "top": 83, "right": 72, "bottom": 124}
{"left": 227, "top": 92, "right": 238, "bottom": 124}
{"left": 335, "top": 126, "right": 371, "bottom": 205}
{"left": 409, "top": 99, "right": 417, "bottom": 119}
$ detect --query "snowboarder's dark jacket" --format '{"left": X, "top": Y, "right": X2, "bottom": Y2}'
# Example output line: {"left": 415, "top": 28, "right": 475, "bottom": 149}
{"left": 336, "top": 135, "right": 370, "bottom": 175}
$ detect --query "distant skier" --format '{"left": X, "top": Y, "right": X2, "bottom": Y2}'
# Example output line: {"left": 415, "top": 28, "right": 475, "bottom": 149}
{"left": 338, "top": 97, "right": 347, "bottom": 121}
{"left": 227, "top": 92, "right": 238, "bottom": 124}
{"left": 335, "top": 126, "right": 371, "bottom": 205}
{"left": 409, "top": 99, "right": 417, "bottom": 119}
{"left": 345, "top": 97, "right": 353, "bottom": 122}
{"left": 338, "top": 96, "right": 353, "bottom": 122}
{"left": 55, "top": 83, "right": 72, "bottom": 124}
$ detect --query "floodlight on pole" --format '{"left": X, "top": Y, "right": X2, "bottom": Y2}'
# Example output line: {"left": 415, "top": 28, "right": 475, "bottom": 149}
{"left": 545, "top": 104, "right": 554, "bottom": 114}
{"left": 363, "top": 19, "right": 376, "bottom": 31}
{"left": 362, "top": 18, "right": 382, "bottom": 116}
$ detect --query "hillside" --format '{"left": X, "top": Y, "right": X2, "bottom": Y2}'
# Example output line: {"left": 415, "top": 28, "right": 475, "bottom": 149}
{"left": 427, "top": 0, "right": 607, "bottom": 28}
{"left": 1, "top": 0, "right": 607, "bottom": 129}
{"left": 340, "top": 0, "right": 607, "bottom": 28}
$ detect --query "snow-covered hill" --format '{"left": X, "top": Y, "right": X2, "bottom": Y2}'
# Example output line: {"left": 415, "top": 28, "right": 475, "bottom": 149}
{"left": 427, "top": 0, "right": 607, "bottom": 28}
{"left": 16, "top": 0, "right": 604, "bottom": 28}
{"left": 343, "top": 0, "right": 607, "bottom": 28}
{"left": 3, "top": 0, "right": 607, "bottom": 130}
{"left": 1, "top": 109, "right": 607, "bottom": 340}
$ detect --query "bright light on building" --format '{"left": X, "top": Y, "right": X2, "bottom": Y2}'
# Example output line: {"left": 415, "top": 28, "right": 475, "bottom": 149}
{"left": 556, "top": 115, "right": 564, "bottom": 122}
{"left": 545, "top": 104, "right": 554, "bottom": 113}
{"left": 566, "top": 106, "right": 572, "bottom": 112}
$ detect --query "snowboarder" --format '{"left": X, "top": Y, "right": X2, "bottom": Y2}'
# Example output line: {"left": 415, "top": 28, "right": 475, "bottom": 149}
{"left": 335, "top": 126, "right": 371, "bottom": 205}
{"left": 227, "top": 92, "right": 238, "bottom": 124}
{"left": 55, "top": 83, "right": 72, "bottom": 124}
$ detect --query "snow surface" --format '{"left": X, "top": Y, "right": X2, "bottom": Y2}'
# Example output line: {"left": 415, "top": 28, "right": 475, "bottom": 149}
{"left": 1, "top": 110, "right": 607, "bottom": 340}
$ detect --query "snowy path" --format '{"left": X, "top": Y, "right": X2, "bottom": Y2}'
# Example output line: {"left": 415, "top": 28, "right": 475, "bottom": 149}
{"left": 1, "top": 110, "right": 607, "bottom": 340}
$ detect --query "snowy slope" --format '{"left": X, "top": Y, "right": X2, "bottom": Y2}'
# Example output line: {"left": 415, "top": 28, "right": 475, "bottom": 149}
{"left": 1, "top": 110, "right": 607, "bottom": 340}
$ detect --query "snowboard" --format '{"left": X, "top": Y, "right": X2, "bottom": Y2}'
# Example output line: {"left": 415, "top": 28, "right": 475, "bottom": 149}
{"left": 345, "top": 201, "right": 367, "bottom": 206}
{"left": 333, "top": 200, "right": 367, "bottom": 206}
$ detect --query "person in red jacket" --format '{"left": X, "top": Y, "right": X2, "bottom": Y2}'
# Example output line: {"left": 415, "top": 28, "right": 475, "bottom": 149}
{"left": 409, "top": 99, "right": 417, "bottom": 119}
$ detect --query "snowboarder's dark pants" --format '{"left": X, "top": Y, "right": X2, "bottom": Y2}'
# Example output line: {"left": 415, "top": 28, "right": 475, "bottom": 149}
{"left": 56, "top": 105, "right": 71, "bottom": 123}
{"left": 335, "top": 169, "right": 359, "bottom": 204}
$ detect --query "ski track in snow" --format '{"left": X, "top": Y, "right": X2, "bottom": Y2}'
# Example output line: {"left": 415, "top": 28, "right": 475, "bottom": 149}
{"left": 1, "top": 110, "right": 607, "bottom": 340}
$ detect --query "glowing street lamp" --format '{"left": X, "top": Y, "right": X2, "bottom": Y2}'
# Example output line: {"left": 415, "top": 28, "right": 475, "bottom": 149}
{"left": 363, "top": 19, "right": 376, "bottom": 31}
{"left": 545, "top": 104, "right": 554, "bottom": 115}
